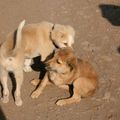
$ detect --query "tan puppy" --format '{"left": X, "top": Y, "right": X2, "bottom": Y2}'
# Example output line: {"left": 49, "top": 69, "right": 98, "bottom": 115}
{"left": 31, "top": 47, "right": 98, "bottom": 106}
{"left": 0, "top": 21, "right": 75, "bottom": 106}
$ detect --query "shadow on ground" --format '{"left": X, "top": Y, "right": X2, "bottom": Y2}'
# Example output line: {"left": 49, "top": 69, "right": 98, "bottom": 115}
{"left": 117, "top": 46, "right": 120, "bottom": 54}
{"left": 31, "top": 51, "right": 55, "bottom": 79}
{"left": 31, "top": 56, "right": 46, "bottom": 79}
{"left": 8, "top": 72, "right": 16, "bottom": 100}
{"left": 99, "top": 4, "right": 120, "bottom": 26}
{"left": 0, "top": 107, "right": 6, "bottom": 120}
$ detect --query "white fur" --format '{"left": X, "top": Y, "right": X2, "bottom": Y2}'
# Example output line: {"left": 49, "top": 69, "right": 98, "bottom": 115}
{"left": 23, "top": 59, "right": 32, "bottom": 72}
{"left": 68, "top": 35, "right": 74, "bottom": 47}
{"left": 0, "top": 20, "right": 25, "bottom": 106}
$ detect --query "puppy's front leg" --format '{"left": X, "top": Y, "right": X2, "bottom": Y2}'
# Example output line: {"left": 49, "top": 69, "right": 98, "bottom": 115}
{"left": 0, "top": 68, "right": 9, "bottom": 103}
{"left": 31, "top": 79, "right": 40, "bottom": 86}
{"left": 31, "top": 78, "right": 52, "bottom": 86}
{"left": 14, "top": 69, "right": 23, "bottom": 106}
{"left": 31, "top": 72, "right": 49, "bottom": 99}
{"left": 56, "top": 79, "right": 81, "bottom": 106}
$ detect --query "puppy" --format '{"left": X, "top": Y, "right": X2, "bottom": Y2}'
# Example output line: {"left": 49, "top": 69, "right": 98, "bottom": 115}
{"left": 31, "top": 47, "right": 98, "bottom": 106}
{"left": 0, "top": 21, "right": 75, "bottom": 106}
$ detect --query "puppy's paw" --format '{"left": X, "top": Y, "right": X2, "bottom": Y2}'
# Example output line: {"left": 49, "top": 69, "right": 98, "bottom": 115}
{"left": 31, "top": 79, "right": 40, "bottom": 86}
{"left": 31, "top": 91, "right": 41, "bottom": 99}
{"left": 15, "top": 99, "right": 23, "bottom": 106}
{"left": 56, "top": 97, "right": 81, "bottom": 106}
{"left": 23, "top": 66, "right": 32, "bottom": 72}
{"left": 1, "top": 96, "right": 9, "bottom": 103}
{"left": 56, "top": 99, "right": 67, "bottom": 106}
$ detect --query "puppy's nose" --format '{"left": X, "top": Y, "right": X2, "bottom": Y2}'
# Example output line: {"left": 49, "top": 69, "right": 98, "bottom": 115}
{"left": 45, "top": 65, "right": 51, "bottom": 71}
{"left": 45, "top": 63, "right": 50, "bottom": 69}
{"left": 45, "top": 63, "right": 49, "bottom": 67}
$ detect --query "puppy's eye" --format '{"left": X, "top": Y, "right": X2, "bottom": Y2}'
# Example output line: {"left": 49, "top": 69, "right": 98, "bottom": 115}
{"left": 57, "top": 59, "right": 62, "bottom": 64}
{"left": 61, "top": 35, "right": 64, "bottom": 38}
{"left": 64, "top": 43, "right": 68, "bottom": 46}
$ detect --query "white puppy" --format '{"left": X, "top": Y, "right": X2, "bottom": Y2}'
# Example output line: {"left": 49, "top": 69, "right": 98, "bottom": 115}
{"left": 0, "top": 20, "right": 75, "bottom": 106}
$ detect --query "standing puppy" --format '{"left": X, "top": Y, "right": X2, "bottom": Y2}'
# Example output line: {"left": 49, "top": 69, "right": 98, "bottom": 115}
{"left": 0, "top": 21, "right": 75, "bottom": 106}
{"left": 31, "top": 47, "right": 98, "bottom": 106}
{"left": 0, "top": 20, "right": 25, "bottom": 106}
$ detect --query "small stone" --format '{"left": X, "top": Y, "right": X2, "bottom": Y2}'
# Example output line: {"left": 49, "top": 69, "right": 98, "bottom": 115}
{"left": 103, "top": 92, "right": 111, "bottom": 101}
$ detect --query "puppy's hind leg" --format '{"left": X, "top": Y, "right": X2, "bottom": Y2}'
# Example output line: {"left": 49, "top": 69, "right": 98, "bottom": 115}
{"left": 0, "top": 68, "right": 9, "bottom": 103}
{"left": 56, "top": 79, "right": 81, "bottom": 106}
{"left": 14, "top": 69, "right": 23, "bottom": 106}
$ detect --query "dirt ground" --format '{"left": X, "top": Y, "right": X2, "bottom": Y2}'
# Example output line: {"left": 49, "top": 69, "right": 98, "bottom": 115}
{"left": 0, "top": 0, "right": 120, "bottom": 120}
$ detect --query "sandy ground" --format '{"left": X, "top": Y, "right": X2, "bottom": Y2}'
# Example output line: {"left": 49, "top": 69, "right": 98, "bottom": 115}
{"left": 0, "top": 0, "right": 120, "bottom": 120}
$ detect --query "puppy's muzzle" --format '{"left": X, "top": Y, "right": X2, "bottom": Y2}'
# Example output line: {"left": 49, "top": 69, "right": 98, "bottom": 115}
{"left": 45, "top": 63, "right": 51, "bottom": 70}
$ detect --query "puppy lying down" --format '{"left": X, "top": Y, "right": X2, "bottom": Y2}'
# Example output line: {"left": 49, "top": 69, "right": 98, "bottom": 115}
{"left": 31, "top": 47, "right": 98, "bottom": 106}
{"left": 0, "top": 20, "right": 75, "bottom": 106}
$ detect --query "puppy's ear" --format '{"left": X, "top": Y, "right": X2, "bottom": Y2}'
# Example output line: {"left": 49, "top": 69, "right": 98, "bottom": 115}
{"left": 66, "top": 25, "right": 75, "bottom": 37}
{"left": 67, "top": 56, "right": 77, "bottom": 71}
{"left": 54, "top": 24, "right": 64, "bottom": 31}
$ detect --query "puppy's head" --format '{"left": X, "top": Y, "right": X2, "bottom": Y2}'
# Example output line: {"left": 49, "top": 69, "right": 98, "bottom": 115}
{"left": 45, "top": 47, "right": 77, "bottom": 74}
{"left": 51, "top": 24, "right": 75, "bottom": 48}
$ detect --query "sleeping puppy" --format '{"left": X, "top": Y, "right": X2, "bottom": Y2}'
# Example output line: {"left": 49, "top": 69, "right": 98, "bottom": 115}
{"left": 0, "top": 21, "right": 75, "bottom": 106}
{"left": 31, "top": 47, "right": 98, "bottom": 106}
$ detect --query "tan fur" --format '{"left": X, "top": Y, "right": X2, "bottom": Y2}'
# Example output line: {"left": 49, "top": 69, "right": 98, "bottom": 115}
{"left": 31, "top": 47, "right": 98, "bottom": 106}
{"left": 51, "top": 24, "right": 75, "bottom": 47}
{"left": 0, "top": 20, "right": 75, "bottom": 106}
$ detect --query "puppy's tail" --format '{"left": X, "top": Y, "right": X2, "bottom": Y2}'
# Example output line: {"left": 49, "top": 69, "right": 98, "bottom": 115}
{"left": 14, "top": 20, "right": 25, "bottom": 50}
{"left": 6, "top": 20, "right": 25, "bottom": 63}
